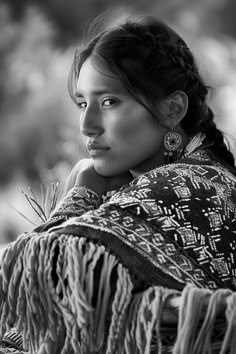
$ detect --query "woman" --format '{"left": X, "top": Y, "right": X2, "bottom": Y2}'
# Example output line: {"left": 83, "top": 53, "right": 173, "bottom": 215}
{"left": 1, "top": 15, "right": 236, "bottom": 354}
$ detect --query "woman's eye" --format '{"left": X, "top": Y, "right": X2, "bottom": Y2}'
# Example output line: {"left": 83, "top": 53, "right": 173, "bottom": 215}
{"left": 77, "top": 101, "right": 87, "bottom": 109}
{"left": 102, "top": 99, "right": 116, "bottom": 106}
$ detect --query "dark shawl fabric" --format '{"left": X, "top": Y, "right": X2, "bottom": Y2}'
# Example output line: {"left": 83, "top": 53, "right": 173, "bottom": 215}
{"left": 1, "top": 148, "right": 236, "bottom": 353}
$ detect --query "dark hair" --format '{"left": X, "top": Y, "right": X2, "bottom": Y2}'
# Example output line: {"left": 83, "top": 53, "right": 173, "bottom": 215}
{"left": 68, "top": 15, "right": 235, "bottom": 170}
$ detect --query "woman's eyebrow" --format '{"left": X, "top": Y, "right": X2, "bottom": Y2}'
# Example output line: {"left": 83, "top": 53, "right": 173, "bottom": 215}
{"left": 75, "top": 90, "right": 108, "bottom": 97}
{"left": 75, "top": 89, "right": 122, "bottom": 97}
{"left": 74, "top": 92, "right": 83, "bottom": 98}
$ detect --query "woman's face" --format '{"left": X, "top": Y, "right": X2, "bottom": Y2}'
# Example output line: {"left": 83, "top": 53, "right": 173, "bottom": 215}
{"left": 75, "top": 56, "right": 168, "bottom": 177}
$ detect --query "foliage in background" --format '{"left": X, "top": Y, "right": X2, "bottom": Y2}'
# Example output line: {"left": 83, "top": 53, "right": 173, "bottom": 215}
{"left": 3, "top": 0, "right": 236, "bottom": 43}
{"left": 0, "top": 4, "right": 87, "bottom": 186}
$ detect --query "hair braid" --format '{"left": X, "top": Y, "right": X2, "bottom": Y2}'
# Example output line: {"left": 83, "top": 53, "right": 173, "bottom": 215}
{"left": 124, "top": 22, "right": 204, "bottom": 98}
{"left": 151, "top": 27, "right": 236, "bottom": 170}
{"left": 199, "top": 106, "right": 235, "bottom": 168}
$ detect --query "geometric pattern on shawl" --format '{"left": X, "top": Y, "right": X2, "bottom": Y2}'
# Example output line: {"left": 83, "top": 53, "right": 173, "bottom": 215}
{"left": 52, "top": 149, "right": 236, "bottom": 291}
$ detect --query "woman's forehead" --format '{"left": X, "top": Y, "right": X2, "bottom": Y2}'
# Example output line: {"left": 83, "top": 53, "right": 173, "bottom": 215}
{"left": 76, "top": 56, "right": 127, "bottom": 96}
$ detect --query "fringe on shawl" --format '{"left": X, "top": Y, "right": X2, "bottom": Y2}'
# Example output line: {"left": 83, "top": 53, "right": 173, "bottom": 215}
{"left": 0, "top": 233, "right": 236, "bottom": 354}
{"left": 0, "top": 231, "right": 134, "bottom": 354}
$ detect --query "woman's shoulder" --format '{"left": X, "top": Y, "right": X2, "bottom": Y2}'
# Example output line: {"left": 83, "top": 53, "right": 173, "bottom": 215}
{"left": 140, "top": 148, "right": 236, "bottom": 187}
{"left": 111, "top": 148, "right": 236, "bottom": 205}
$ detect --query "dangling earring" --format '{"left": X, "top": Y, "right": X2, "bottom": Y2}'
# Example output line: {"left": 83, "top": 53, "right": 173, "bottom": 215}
{"left": 163, "top": 126, "right": 183, "bottom": 164}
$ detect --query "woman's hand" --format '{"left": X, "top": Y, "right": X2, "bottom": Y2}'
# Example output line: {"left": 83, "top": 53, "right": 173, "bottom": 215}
{"left": 64, "top": 159, "right": 133, "bottom": 197}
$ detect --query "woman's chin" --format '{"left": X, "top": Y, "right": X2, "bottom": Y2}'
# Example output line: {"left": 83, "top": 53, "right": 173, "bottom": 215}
{"left": 93, "top": 163, "right": 112, "bottom": 176}
{"left": 93, "top": 162, "right": 125, "bottom": 177}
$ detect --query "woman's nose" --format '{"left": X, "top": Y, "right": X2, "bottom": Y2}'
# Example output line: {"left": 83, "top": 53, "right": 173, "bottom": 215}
{"left": 80, "top": 106, "right": 105, "bottom": 137}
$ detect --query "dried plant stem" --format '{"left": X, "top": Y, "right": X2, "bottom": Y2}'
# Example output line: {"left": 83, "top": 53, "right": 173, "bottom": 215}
{"left": 8, "top": 204, "right": 37, "bottom": 226}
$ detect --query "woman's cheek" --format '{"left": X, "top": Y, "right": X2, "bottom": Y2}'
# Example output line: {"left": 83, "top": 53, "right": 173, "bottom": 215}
{"left": 111, "top": 116, "right": 140, "bottom": 142}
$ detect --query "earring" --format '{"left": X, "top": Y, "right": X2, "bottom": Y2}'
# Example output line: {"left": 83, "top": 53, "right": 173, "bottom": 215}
{"left": 163, "top": 127, "right": 183, "bottom": 164}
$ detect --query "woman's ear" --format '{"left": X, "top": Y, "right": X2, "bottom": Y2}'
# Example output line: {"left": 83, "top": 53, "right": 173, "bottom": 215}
{"left": 158, "top": 90, "right": 188, "bottom": 128}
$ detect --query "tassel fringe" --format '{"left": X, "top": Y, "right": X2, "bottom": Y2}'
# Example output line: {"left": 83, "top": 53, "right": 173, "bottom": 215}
{"left": 0, "top": 233, "right": 236, "bottom": 353}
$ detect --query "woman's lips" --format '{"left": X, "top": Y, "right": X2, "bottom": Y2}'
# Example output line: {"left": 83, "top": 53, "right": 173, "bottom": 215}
{"left": 87, "top": 144, "right": 110, "bottom": 156}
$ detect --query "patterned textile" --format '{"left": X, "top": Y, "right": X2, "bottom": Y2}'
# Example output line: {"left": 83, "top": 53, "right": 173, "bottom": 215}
{"left": 0, "top": 147, "right": 236, "bottom": 353}
{"left": 51, "top": 148, "right": 236, "bottom": 291}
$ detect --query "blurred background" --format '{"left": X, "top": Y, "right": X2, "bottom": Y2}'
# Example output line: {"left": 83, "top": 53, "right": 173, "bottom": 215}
{"left": 1, "top": 0, "right": 236, "bottom": 248}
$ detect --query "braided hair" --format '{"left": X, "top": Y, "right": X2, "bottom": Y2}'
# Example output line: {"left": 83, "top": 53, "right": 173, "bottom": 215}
{"left": 69, "top": 16, "right": 235, "bottom": 171}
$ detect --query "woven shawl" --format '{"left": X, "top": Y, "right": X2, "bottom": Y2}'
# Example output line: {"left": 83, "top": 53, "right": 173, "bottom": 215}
{"left": 1, "top": 148, "right": 236, "bottom": 353}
